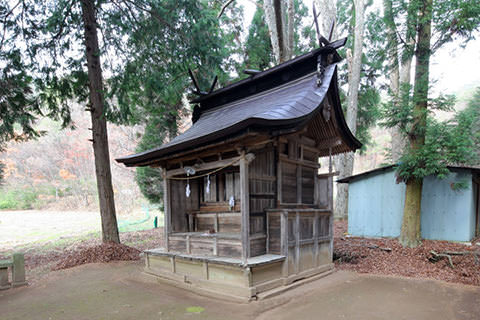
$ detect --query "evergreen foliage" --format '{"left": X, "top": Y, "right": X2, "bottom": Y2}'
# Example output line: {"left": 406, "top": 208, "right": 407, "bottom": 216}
{"left": 242, "top": 0, "right": 313, "bottom": 73}
{"left": 381, "top": 0, "right": 480, "bottom": 182}
{"left": 336, "top": 0, "right": 383, "bottom": 150}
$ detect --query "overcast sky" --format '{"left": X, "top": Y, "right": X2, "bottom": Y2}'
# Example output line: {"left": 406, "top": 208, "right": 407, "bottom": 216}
{"left": 238, "top": 0, "right": 480, "bottom": 95}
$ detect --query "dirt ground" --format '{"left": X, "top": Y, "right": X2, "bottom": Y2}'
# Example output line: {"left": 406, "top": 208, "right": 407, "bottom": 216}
{"left": 1, "top": 261, "right": 479, "bottom": 320}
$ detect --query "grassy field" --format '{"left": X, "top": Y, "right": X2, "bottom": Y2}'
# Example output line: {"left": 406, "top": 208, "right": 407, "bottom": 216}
{"left": 0, "top": 208, "right": 164, "bottom": 252}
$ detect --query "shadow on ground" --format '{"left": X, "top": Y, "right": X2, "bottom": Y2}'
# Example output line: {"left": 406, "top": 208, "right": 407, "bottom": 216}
{"left": 0, "top": 262, "right": 479, "bottom": 320}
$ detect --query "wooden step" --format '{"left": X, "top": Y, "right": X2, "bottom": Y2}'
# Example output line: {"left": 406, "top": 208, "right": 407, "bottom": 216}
{"left": 199, "top": 201, "right": 241, "bottom": 212}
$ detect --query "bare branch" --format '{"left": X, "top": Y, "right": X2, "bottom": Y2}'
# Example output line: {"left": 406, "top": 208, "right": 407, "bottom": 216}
{"left": 217, "top": 0, "right": 235, "bottom": 18}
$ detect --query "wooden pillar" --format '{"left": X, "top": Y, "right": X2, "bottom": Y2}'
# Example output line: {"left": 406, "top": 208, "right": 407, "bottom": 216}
{"left": 240, "top": 153, "right": 250, "bottom": 262}
{"left": 295, "top": 212, "right": 300, "bottom": 274}
{"left": 280, "top": 210, "right": 289, "bottom": 279}
{"left": 313, "top": 212, "right": 319, "bottom": 267}
{"left": 163, "top": 171, "right": 171, "bottom": 252}
{"left": 276, "top": 144, "right": 283, "bottom": 205}
{"left": 296, "top": 166, "right": 302, "bottom": 204}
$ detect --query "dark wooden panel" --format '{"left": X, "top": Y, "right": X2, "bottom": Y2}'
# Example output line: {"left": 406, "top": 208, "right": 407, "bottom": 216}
{"left": 282, "top": 162, "right": 297, "bottom": 203}
{"left": 250, "top": 237, "right": 266, "bottom": 257}
{"left": 288, "top": 217, "right": 296, "bottom": 242}
{"left": 203, "top": 174, "right": 217, "bottom": 202}
{"left": 217, "top": 241, "right": 242, "bottom": 257}
{"left": 199, "top": 202, "right": 241, "bottom": 212}
{"left": 195, "top": 213, "right": 241, "bottom": 233}
{"left": 170, "top": 180, "right": 188, "bottom": 232}
{"left": 317, "top": 176, "right": 329, "bottom": 208}
{"left": 302, "top": 167, "right": 315, "bottom": 204}
{"left": 196, "top": 216, "right": 215, "bottom": 232}
{"left": 168, "top": 238, "right": 186, "bottom": 252}
{"left": 300, "top": 216, "right": 314, "bottom": 240}
{"left": 316, "top": 215, "right": 330, "bottom": 237}
{"left": 218, "top": 214, "right": 241, "bottom": 233}
{"left": 250, "top": 215, "right": 265, "bottom": 234}
{"left": 268, "top": 213, "right": 281, "bottom": 254}
{"left": 190, "top": 240, "right": 213, "bottom": 255}
{"left": 249, "top": 149, "right": 276, "bottom": 215}
{"left": 303, "top": 149, "right": 317, "bottom": 162}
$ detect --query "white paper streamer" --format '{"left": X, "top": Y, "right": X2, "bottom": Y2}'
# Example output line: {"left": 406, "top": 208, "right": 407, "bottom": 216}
{"left": 186, "top": 182, "right": 191, "bottom": 198}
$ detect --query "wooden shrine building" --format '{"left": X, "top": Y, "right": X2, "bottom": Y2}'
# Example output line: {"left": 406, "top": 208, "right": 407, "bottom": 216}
{"left": 117, "top": 38, "right": 361, "bottom": 301}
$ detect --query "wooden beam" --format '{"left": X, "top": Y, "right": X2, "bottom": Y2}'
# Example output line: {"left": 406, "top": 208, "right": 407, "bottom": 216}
{"left": 240, "top": 152, "right": 250, "bottom": 261}
{"left": 143, "top": 132, "right": 260, "bottom": 166}
{"left": 279, "top": 154, "right": 320, "bottom": 169}
{"left": 316, "top": 137, "right": 342, "bottom": 150}
{"left": 166, "top": 156, "right": 242, "bottom": 177}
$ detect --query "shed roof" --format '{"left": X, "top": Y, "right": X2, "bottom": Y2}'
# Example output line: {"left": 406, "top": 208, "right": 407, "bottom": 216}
{"left": 117, "top": 42, "right": 361, "bottom": 167}
{"left": 337, "top": 164, "right": 480, "bottom": 183}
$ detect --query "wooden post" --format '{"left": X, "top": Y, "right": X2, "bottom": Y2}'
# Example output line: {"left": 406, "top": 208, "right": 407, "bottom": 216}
{"left": 163, "top": 171, "right": 171, "bottom": 252}
{"left": 296, "top": 166, "right": 302, "bottom": 204}
{"left": 240, "top": 152, "right": 250, "bottom": 262}
{"left": 295, "top": 212, "right": 300, "bottom": 274}
{"left": 313, "top": 211, "right": 319, "bottom": 267}
{"left": 276, "top": 146, "right": 283, "bottom": 205}
{"left": 266, "top": 212, "right": 270, "bottom": 253}
{"left": 214, "top": 213, "right": 219, "bottom": 232}
{"left": 280, "top": 210, "right": 289, "bottom": 279}
{"left": 186, "top": 235, "right": 191, "bottom": 254}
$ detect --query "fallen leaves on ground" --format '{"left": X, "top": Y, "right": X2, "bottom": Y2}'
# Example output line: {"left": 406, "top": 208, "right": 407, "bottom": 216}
{"left": 0, "top": 228, "right": 164, "bottom": 283}
{"left": 334, "top": 221, "right": 480, "bottom": 286}
{"left": 52, "top": 242, "right": 141, "bottom": 270}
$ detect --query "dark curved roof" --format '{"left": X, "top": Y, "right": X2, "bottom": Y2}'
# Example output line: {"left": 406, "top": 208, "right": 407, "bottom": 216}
{"left": 117, "top": 43, "right": 361, "bottom": 167}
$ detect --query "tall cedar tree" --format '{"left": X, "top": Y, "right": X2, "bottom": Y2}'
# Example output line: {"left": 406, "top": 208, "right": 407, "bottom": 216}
{"left": 382, "top": 0, "right": 480, "bottom": 247}
{"left": 0, "top": 0, "right": 235, "bottom": 241}
{"left": 80, "top": 0, "right": 119, "bottom": 243}
{"left": 126, "top": 1, "right": 242, "bottom": 204}
{"left": 333, "top": 0, "right": 383, "bottom": 218}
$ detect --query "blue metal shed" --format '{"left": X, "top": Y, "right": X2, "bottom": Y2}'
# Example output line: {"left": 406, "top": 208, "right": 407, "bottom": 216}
{"left": 337, "top": 165, "right": 480, "bottom": 242}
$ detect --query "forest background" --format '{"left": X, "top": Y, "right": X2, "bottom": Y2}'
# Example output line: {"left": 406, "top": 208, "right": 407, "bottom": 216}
{"left": 0, "top": 0, "right": 478, "bottom": 220}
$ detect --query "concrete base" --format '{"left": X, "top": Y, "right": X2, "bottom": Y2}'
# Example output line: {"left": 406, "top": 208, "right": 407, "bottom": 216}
{"left": 144, "top": 248, "right": 334, "bottom": 301}
{"left": 11, "top": 281, "right": 28, "bottom": 288}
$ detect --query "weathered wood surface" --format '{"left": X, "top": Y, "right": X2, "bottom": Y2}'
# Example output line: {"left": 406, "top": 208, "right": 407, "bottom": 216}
{"left": 266, "top": 209, "right": 333, "bottom": 279}
{"left": 163, "top": 176, "right": 171, "bottom": 251}
{"left": 240, "top": 153, "right": 250, "bottom": 260}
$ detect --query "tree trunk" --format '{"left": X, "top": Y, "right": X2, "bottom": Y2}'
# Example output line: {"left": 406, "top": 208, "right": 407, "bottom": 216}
{"left": 316, "top": 0, "right": 337, "bottom": 40}
{"left": 334, "top": 0, "right": 364, "bottom": 219}
{"left": 399, "top": 0, "right": 432, "bottom": 248}
{"left": 400, "top": 178, "right": 422, "bottom": 247}
{"left": 286, "top": 0, "right": 294, "bottom": 59}
{"left": 383, "top": 0, "right": 403, "bottom": 163}
{"left": 263, "top": 0, "right": 292, "bottom": 64}
{"left": 81, "top": 0, "right": 120, "bottom": 243}
{"left": 264, "top": 0, "right": 281, "bottom": 63}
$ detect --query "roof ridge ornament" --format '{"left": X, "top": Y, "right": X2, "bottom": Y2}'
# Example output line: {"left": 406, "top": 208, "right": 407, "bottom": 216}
{"left": 188, "top": 68, "right": 218, "bottom": 97}
{"left": 312, "top": 2, "right": 335, "bottom": 48}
